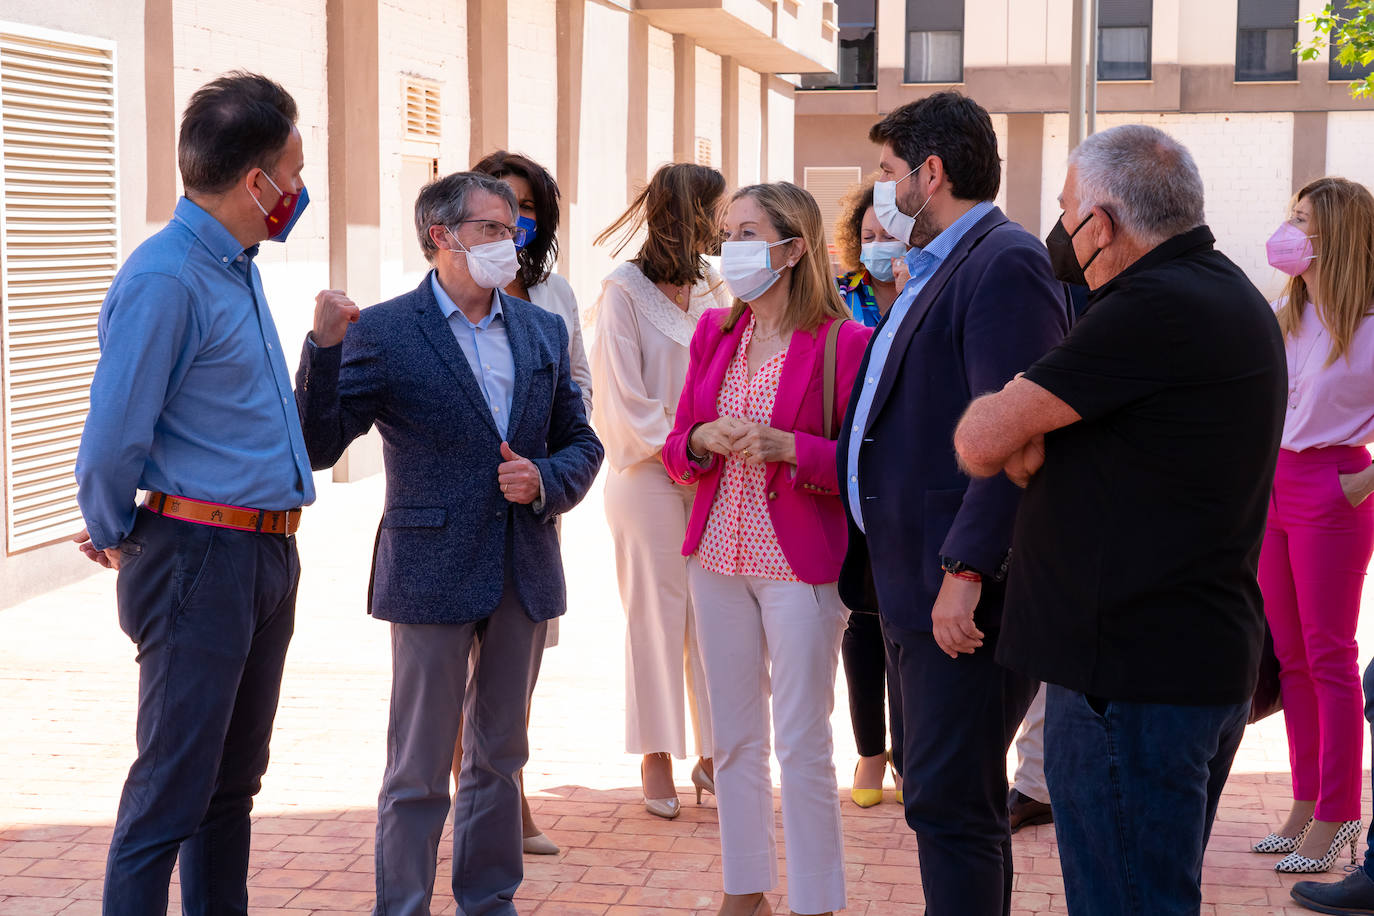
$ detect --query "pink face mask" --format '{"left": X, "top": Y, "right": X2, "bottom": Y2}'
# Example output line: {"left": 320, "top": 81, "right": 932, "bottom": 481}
{"left": 1266, "top": 221, "right": 1316, "bottom": 276}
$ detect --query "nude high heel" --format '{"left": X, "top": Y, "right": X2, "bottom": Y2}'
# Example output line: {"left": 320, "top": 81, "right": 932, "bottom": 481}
{"left": 692, "top": 759, "right": 715, "bottom": 804}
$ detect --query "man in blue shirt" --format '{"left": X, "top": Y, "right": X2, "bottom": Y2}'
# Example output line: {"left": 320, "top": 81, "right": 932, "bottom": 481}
{"left": 73, "top": 72, "right": 316, "bottom": 916}
{"left": 835, "top": 92, "right": 1070, "bottom": 916}
{"left": 297, "top": 171, "right": 602, "bottom": 915}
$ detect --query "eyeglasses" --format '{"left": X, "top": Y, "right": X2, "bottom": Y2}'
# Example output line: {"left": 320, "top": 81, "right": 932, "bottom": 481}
{"left": 453, "top": 219, "right": 528, "bottom": 247}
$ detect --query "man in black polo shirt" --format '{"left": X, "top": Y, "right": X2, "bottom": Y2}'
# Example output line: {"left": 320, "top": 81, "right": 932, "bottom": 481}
{"left": 952, "top": 123, "right": 1286, "bottom": 915}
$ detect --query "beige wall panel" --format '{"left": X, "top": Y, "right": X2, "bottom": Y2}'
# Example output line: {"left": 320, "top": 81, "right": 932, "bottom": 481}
{"left": 1005, "top": 0, "right": 1049, "bottom": 67}
{"left": 1040, "top": 112, "right": 1071, "bottom": 239}
{"left": 379, "top": 0, "right": 468, "bottom": 294}
{"left": 695, "top": 45, "right": 722, "bottom": 167}
{"left": 875, "top": 0, "right": 905, "bottom": 76}
{"left": 736, "top": 67, "right": 763, "bottom": 187}
{"left": 964, "top": 0, "right": 1008, "bottom": 69}
{"left": 765, "top": 79, "right": 794, "bottom": 183}
{"left": 569, "top": 1, "right": 630, "bottom": 311}
{"left": 1152, "top": 0, "right": 1181, "bottom": 66}
{"left": 794, "top": 114, "right": 876, "bottom": 187}
{"left": 1179, "top": 0, "right": 1237, "bottom": 67}
{"left": 507, "top": 0, "right": 558, "bottom": 171}
{"left": 990, "top": 112, "right": 1008, "bottom": 213}
{"left": 1096, "top": 112, "right": 1294, "bottom": 295}
{"left": 0, "top": 2, "right": 147, "bottom": 594}
{"left": 172, "top": 0, "right": 329, "bottom": 357}
{"left": 1326, "top": 113, "right": 1374, "bottom": 189}
{"left": 645, "top": 24, "right": 675, "bottom": 175}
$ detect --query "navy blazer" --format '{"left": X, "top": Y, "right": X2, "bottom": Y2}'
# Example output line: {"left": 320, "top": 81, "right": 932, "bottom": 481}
{"left": 295, "top": 276, "right": 604, "bottom": 625}
{"left": 837, "top": 207, "right": 1069, "bottom": 632}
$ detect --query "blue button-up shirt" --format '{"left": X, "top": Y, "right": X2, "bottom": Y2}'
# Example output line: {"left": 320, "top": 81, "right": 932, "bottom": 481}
{"left": 846, "top": 201, "right": 995, "bottom": 532}
{"left": 75, "top": 197, "right": 315, "bottom": 550}
{"left": 430, "top": 272, "right": 516, "bottom": 439}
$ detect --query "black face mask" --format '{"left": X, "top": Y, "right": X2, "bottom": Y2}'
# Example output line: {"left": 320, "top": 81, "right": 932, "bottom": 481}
{"left": 1045, "top": 212, "right": 1102, "bottom": 286}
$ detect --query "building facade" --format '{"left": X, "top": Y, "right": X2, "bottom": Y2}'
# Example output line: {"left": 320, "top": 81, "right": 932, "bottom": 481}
{"left": 795, "top": 0, "right": 1374, "bottom": 292}
{"left": 0, "top": 0, "right": 837, "bottom": 606}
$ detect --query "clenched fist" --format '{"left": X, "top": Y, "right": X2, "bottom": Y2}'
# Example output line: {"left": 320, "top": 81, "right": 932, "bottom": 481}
{"left": 312, "top": 288, "right": 360, "bottom": 348}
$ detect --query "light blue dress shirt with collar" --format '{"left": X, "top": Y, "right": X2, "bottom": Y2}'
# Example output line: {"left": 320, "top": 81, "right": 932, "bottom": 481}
{"left": 75, "top": 196, "right": 316, "bottom": 551}
{"left": 845, "top": 200, "right": 996, "bottom": 532}
{"left": 430, "top": 271, "right": 516, "bottom": 439}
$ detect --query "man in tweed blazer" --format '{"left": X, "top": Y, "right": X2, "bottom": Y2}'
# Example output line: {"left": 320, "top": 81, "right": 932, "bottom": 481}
{"left": 296, "top": 171, "right": 602, "bottom": 915}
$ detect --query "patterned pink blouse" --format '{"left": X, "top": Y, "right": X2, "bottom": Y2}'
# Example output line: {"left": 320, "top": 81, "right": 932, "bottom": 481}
{"left": 696, "top": 316, "right": 799, "bottom": 582}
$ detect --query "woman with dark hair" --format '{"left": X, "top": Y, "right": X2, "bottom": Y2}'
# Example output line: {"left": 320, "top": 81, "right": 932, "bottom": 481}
{"left": 833, "top": 180, "right": 907, "bottom": 329}
{"left": 830, "top": 180, "right": 907, "bottom": 811}
{"left": 589, "top": 163, "right": 731, "bottom": 818}
{"left": 452, "top": 151, "right": 589, "bottom": 856}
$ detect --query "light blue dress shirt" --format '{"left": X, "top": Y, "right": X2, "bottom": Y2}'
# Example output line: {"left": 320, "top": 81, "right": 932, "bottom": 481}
{"left": 430, "top": 271, "right": 516, "bottom": 439}
{"left": 75, "top": 197, "right": 315, "bottom": 550}
{"left": 845, "top": 200, "right": 996, "bottom": 532}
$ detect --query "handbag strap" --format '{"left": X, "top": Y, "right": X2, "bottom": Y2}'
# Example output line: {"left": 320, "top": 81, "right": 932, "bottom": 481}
{"left": 822, "top": 317, "right": 846, "bottom": 440}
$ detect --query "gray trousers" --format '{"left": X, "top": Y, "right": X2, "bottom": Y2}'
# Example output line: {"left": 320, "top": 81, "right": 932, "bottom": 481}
{"left": 373, "top": 585, "right": 547, "bottom": 916}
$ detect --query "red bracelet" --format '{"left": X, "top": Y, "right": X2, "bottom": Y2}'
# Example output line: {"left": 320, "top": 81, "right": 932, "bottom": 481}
{"left": 947, "top": 570, "right": 982, "bottom": 582}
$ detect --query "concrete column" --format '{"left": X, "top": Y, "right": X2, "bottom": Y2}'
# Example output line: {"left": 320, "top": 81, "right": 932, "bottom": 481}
{"left": 143, "top": 0, "right": 176, "bottom": 219}
{"left": 627, "top": 13, "right": 649, "bottom": 196}
{"left": 673, "top": 34, "right": 697, "bottom": 163}
{"left": 720, "top": 55, "right": 740, "bottom": 187}
{"left": 1005, "top": 113, "right": 1044, "bottom": 234}
{"left": 1291, "top": 111, "right": 1328, "bottom": 193}
{"left": 326, "top": 0, "right": 383, "bottom": 482}
{"left": 469, "top": 0, "right": 510, "bottom": 164}
{"left": 556, "top": 0, "right": 585, "bottom": 279}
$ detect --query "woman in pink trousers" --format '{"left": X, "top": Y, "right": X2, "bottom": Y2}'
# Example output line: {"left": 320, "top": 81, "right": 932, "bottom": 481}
{"left": 1252, "top": 176, "right": 1374, "bottom": 874}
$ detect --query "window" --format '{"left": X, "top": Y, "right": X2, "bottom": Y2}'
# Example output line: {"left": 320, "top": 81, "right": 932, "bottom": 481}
{"left": 905, "top": 0, "right": 963, "bottom": 83}
{"left": 800, "top": 0, "right": 877, "bottom": 90}
{"left": 1329, "top": 0, "right": 1374, "bottom": 81}
{"left": 1098, "top": 0, "right": 1152, "bottom": 80}
{"left": 0, "top": 23, "right": 118, "bottom": 551}
{"left": 1237, "top": 0, "right": 1299, "bottom": 81}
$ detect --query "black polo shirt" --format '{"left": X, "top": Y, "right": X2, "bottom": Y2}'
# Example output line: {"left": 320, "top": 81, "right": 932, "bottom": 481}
{"left": 997, "top": 226, "right": 1287, "bottom": 705}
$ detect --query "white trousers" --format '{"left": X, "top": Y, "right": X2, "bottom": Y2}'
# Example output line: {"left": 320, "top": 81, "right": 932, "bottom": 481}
{"left": 1012, "top": 682, "right": 1049, "bottom": 803}
{"left": 605, "top": 461, "right": 712, "bottom": 758}
{"left": 687, "top": 559, "right": 848, "bottom": 915}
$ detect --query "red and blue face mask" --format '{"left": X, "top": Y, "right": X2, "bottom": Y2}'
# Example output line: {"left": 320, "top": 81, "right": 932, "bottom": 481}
{"left": 251, "top": 169, "right": 310, "bottom": 242}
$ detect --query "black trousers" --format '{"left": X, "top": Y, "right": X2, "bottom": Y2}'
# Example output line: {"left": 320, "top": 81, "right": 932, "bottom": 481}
{"left": 840, "top": 610, "right": 903, "bottom": 770}
{"left": 884, "top": 622, "right": 1036, "bottom": 916}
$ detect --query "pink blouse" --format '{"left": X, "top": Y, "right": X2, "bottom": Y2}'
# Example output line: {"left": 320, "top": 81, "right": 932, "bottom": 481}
{"left": 1277, "top": 300, "right": 1374, "bottom": 452}
{"left": 696, "top": 316, "right": 799, "bottom": 581}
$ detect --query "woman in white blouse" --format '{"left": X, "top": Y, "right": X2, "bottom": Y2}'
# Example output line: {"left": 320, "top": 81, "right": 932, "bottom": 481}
{"left": 461, "top": 151, "right": 592, "bottom": 855}
{"left": 590, "top": 163, "right": 731, "bottom": 818}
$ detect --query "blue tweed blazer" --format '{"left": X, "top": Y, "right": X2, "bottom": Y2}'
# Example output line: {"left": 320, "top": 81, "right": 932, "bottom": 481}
{"left": 295, "top": 276, "right": 603, "bottom": 625}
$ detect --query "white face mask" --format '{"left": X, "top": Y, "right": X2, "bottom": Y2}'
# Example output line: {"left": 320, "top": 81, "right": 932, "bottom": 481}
{"left": 873, "top": 165, "right": 931, "bottom": 245}
{"left": 859, "top": 240, "right": 910, "bottom": 283}
{"left": 446, "top": 228, "right": 519, "bottom": 290}
{"left": 721, "top": 238, "right": 797, "bottom": 302}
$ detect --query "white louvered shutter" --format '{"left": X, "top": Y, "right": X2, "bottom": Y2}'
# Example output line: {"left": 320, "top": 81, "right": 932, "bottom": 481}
{"left": 0, "top": 24, "right": 117, "bottom": 552}
{"left": 403, "top": 77, "right": 441, "bottom": 143}
{"left": 803, "top": 166, "right": 862, "bottom": 256}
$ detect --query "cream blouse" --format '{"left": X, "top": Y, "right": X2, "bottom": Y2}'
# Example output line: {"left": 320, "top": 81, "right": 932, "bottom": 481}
{"left": 589, "top": 261, "right": 731, "bottom": 472}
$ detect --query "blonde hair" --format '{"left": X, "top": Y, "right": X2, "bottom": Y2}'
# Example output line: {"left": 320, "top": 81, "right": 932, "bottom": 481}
{"left": 1277, "top": 176, "right": 1374, "bottom": 365}
{"left": 721, "top": 182, "right": 850, "bottom": 334}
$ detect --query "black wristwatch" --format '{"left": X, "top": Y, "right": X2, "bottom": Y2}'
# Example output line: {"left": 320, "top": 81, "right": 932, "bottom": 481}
{"left": 940, "top": 556, "right": 981, "bottom": 577}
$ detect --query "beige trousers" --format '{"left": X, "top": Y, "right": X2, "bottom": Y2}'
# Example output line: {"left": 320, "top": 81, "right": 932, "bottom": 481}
{"left": 605, "top": 459, "right": 713, "bottom": 758}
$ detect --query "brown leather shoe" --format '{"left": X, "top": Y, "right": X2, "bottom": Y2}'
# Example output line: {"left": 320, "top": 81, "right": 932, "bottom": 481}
{"left": 1008, "top": 788, "right": 1053, "bottom": 833}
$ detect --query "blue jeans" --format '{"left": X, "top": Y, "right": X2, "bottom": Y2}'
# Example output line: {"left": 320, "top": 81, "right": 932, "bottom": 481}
{"left": 103, "top": 510, "right": 300, "bottom": 916}
{"left": 1044, "top": 685, "right": 1249, "bottom": 916}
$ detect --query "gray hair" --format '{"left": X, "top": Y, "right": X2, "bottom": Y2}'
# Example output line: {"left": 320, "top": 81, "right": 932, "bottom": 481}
{"left": 1069, "top": 124, "right": 1205, "bottom": 246}
{"left": 414, "top": 171, "right": 518, "bottom": 262}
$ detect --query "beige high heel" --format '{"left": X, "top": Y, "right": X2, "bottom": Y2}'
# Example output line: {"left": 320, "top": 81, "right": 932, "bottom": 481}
{"left": 692, "top": 759, "right": 715, "bottom": 804}
{"left": 641, "top": 756, "right": 681, "bottom": 820}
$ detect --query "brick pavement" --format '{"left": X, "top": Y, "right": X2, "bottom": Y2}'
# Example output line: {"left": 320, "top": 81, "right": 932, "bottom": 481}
{"left": 3, "top": 471, "right": 1373, "bottom": 915}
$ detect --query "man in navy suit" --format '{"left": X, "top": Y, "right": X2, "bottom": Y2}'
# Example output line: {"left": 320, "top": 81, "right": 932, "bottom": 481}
{"left": 296, "top": 171, "right": 602, "bottom": 915}
{"left": 836, "top": 92, "right": 1070, "bottom": 915}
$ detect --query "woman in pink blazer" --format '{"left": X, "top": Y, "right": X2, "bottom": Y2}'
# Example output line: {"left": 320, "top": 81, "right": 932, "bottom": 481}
{"left": 663, "top": 182, "right": 871, "bottom": 916}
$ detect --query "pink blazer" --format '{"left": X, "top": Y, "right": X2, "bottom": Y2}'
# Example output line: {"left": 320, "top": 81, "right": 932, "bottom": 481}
{"left": 663, "top": 308, "right": 872, "bottom": 584}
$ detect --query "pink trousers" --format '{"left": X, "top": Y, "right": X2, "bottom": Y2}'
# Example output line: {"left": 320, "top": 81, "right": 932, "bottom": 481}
{"left": 1260, "top": 445, "right": 1374, "bottom": 821}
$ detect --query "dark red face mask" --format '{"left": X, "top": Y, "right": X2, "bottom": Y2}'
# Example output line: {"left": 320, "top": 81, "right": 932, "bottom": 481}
{"left": 250, "top": 170, "right": 310, "bottom": 242}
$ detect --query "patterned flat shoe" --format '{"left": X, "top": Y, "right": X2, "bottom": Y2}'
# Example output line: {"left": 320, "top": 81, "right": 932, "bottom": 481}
{"left": 1254, "top": 818, "right": 1313, "bottom": 854}
{"left": 1276, "top": 820, "right": 1363, "bottom": 874}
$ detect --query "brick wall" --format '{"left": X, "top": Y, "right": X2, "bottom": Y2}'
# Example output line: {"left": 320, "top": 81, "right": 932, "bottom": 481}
{"left": 645, "top": 25, "right": 675, "bottom": 178}
{"left": 1326, "top": 112, "right": 1374, "bottom": 191}
{"left": 694, "top": 46, "right": 722, "bottom": 169}
{"left": 506, "top": 0, "right": 559, "bottom": 172}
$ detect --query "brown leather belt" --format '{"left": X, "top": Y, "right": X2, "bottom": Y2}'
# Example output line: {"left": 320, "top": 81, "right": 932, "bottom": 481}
{"left": 143, "top": 492, "right": 302, "bottom": 535}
